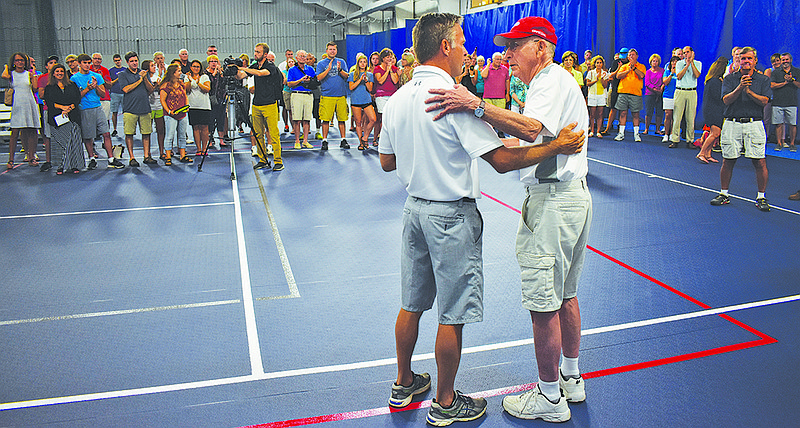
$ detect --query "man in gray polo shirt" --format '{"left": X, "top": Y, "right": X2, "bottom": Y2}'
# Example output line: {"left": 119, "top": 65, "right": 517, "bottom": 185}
{"left": 117, "top": 51, "right": 155, "bottom": 166}
{"left": 380, "top": 12, "right": 584, "bottom": 426}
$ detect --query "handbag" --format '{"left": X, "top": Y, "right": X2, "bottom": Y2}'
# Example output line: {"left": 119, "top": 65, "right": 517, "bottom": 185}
{"left": 3, "top": 88, "right": 13, "bottom": 106}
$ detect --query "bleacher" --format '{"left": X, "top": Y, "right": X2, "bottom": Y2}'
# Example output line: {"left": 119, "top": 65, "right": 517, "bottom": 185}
{"left": 0, "top": 103, "right": 11, "bottom": 141}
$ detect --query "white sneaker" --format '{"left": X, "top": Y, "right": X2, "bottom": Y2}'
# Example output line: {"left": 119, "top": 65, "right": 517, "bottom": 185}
{"left": 614, "top": 133, "right": 625, "bottom": 141}
{"left": 634, "top": 133, "right": 641, "bottom": 142}
{"left": 661, "top": 135, "right": 669, "bottom": 143}
{"left": 251, "top": 146, "right": 258, "bottom": 157}
{"left": 502, "top": 385, "right": 571, "bottom": 422}
{"left": 559, "top": 371, "right": 586, "bottom": 403}
{"left": 267, "top": 144, "right": 274, "bottom": 155}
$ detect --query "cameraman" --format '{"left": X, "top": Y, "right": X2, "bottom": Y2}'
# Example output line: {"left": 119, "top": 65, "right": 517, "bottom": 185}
{"left": 238, "top": 42, "right": 284, "bottom": 171}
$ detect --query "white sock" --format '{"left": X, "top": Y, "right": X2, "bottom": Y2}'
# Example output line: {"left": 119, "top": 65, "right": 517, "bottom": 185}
{"left": 538, "top": 378, "right": 560, "bottom": 402}
{"left": 757, "top": 192, "right": 765, "bottom": 200}
{"left": 108, "top": 157, "right": 114, "bottom": 162}
{"left": 720, "top": 189, "right": 729, "bottom": 196}
{"left": 560, "top": 356, "right": 580, "bottom": 377}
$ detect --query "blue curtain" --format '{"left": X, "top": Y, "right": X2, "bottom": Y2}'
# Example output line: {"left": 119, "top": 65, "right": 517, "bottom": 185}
{"left": 463, "top": 0, "right": 596, "bottom": 61}
{"left": 733, "top": 0, "right": 800, "bottom": 64}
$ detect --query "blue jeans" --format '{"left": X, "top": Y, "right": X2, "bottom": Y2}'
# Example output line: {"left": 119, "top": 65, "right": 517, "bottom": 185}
{"left": 164, "top": 115, "right": 188, "bottom": 151}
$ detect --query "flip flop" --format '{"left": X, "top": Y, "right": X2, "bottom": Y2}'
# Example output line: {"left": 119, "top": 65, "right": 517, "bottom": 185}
{"left": 695, "top": 154, "right": 709, "bottom": 164}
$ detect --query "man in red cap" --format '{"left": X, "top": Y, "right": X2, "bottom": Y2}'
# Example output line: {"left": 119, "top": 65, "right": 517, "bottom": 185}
{"left": 427, "top": 15, "right": 591, "bottom": 423}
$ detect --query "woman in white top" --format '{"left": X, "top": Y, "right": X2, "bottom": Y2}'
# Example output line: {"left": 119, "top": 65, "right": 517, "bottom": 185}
{"left": 2, "top": 52, "right": 41, "bottom": 168}
{"left": 143, "top": 60, "right": 165, "bottom": 160}
{"left": 184, "top": 60, "right": 211, "bottom": 155}
{"left": 585, "top": 55, "right": 609, "bottom": 138}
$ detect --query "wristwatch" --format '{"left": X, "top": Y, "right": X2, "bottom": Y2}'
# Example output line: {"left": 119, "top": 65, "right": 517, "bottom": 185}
{"left": 474, "top": 99, "right": 486, "bottom": 118}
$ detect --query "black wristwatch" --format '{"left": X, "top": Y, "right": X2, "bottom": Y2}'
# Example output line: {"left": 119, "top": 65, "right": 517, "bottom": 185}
{"left": 474, "top": 99, "right": 486, "bottom": 118}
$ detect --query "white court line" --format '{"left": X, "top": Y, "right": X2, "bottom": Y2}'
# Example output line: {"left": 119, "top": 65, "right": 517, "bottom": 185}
{"left": 2, "top": 293, "right": 796, "bottom": 411}
{"left": 0, "top": 202, "right": 235, "bottom": 220}
{"left": 252, "top": 163, "right": 300, "bottom": 298}
{"left": 589, "top": 158, "right": 800, "bottom": 215}
{"left": 231, "top": 179, "right": 265, "bottom": 376}
{"left": 0, "top": 300, "right": 241, "bottom": 326}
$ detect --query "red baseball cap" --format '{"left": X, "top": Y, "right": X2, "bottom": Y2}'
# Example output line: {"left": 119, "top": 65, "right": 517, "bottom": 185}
{"left": 493, "top": 16, "right": 558, "bottom": 47}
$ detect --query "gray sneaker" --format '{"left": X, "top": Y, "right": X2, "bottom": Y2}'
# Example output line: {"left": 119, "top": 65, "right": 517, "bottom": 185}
{"left": 426, "top": 390, "right": 486, "bottom": 426}
{"left": 388, "top": 372, "right": 431, "bottom": 408}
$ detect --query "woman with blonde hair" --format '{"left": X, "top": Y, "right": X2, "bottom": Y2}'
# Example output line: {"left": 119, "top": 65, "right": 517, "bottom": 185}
{"left": 399, "top": 51, "right": 415, "bottom": 87}
{"left": 696, "top": 57, "right": 728, "bottom": 163}
{"left": 585, "top": 55, "right": 609, "bottom": 137}
{"left": 561, "top": 51, "right": 585, "bottom": 90}
{"left": 348, "top": 53, "right": 376, "bottom": 150}
{"left": 2, "top": 52, "right": 40, "bottom": 168}
{"left": 643, "top": 53, "right": 664, "bottom": 135}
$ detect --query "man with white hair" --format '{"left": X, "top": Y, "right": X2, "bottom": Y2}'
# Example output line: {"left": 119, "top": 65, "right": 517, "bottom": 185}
{"left": 426, "top": 15, "right": 592, "bottom": 422}
{"left": 480, "top": 51, "right": 510, "bottom": 137}
{"left": 178, "top": 49, "right": 190, "bottom": 74}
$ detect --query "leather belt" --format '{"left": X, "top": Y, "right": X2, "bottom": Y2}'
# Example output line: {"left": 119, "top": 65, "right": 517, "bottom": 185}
{"left": 676, "top": 87, "right": 697, "bottom": 90}
{"left": 727, "top": 117, "right": 759, "bottom": 123}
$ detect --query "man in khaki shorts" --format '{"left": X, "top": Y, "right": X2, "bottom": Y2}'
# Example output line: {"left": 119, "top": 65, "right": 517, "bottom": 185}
{"left": 117, "top": 51, "right": 155, "bottom": 166}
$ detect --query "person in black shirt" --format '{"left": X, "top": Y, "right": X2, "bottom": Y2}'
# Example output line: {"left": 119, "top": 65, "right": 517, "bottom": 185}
{"left": 770, "top": 53, "right": 800, "bottom": 151}
{"left": 238, "top": 42, "right": 284, "bottom": 171}
{"left": 710, "top": 47, "right": 773, "bottom": 211}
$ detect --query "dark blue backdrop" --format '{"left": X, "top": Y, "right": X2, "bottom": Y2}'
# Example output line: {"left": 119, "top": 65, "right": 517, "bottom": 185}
{"left": 339, "top": 0, "right": 800, "bottom": 130}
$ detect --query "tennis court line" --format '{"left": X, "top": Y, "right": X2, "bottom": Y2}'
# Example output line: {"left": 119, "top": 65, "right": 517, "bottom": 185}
{"left": 589, "top": 158, "right": 800, "bottom": 215}
{"left": 252, "top": 161, "right": 300, "bottom": 299}
{"left": 0, "top": 201, "right": 234, "bottom": 220}
{"left": 232, "top": 177, "right": 265, "bottom": 376}
{"left": 0, "top": 300, "right": 241, "bottom": 326}
{"left": 0, "top": 293, "right": 793, "bottom": 411}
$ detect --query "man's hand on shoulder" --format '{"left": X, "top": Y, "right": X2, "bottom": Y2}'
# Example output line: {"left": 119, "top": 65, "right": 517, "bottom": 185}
{"left": 550, "top": 122, "right": 584, "bottom": 155}
{"left": 425, "top": 85, "right": 481, "bottom": 121}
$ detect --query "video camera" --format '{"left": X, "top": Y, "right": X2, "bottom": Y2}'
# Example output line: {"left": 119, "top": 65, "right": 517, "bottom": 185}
{"left": 223, "top": 55, "right": 243, "bottom": 78}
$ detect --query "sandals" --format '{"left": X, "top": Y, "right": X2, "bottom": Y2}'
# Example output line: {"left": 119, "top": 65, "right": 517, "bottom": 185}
{"left": 179, "top": 156, "right": 193, "bottom": 163}
{"left": 165, "top": 158, "right": 172, "bottom": 166}
{"left": 372, "top": 138, "right": 379, "bottom": 147}
{"left": 6, "top": 161, "right": 13, "bottom": 170}
{"left": 695, "top": 154, "right": 709, "bottom": 164}
{"left": 358, "top": 139, "right": 368, "bottom": 151}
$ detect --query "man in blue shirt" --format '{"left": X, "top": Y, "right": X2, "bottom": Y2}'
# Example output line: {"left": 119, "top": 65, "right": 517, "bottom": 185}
{"left": 287, "top": 50, "right": 316, "bottom": 150}
{"left": 316, "top": 42, "right": 350, "bottom": 150}
{"left": 71, "top": 54, "right": 123, "bottom": 169}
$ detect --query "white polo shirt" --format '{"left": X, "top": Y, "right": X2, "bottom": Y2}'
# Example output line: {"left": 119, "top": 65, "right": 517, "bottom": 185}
{"left": 379, "top": 65, "right": 503, "bottom": 201}
{"left": 675, "top": 59, "right": 702, "bottom": 89}
{"left": 518, "top": 63, "right": 589, "bottom": 185}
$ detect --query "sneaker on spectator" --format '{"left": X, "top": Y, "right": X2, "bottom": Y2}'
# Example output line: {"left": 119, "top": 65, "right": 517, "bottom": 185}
{"left": 302, "top": 142, "right": 314, "bottom": 149}
{"left": 426, "top": 390, "right": 487, "bottom": 426}
{"left": 661, "top": 135, "right": 669, "bottom": 143}
{"left": 267, "top": 144, "right": 274, "bottom": 155}
{"left": 321, "top": 140, "right": 328, "bottom": 150}
{"left": 87, "top": 159, "right": 97, "bottom": 170}
{"left": 559, "top": 371, "right": 585, "bottom": 403}
{"left": 294, "top": 142, "right": 302, "bottom": 150}
{"left": 111, "top": 130, "right": 118, "bottom": 137}
{"left": 39, "top": 161, "right": 52, "bottom": 172}
{"left": 710, "top": 194, "right": 730, "bottom": 206}
{"left": 340, "top": 139, "right": 350, "bottom": 149}
{"left": 614, "top": 132, "right": 625, "bottom": 141}
{"left": 502, "top": 385, "right": 570, "bottom": 422}
{"left": 253, "top": 161, "right": 269, "bottom": 170}
{"left": 315, "top": 131, "right": 323, "bottom": 140}
{"left": 251, "top": 146, "right": 258, "bottom": 157}
{"left": 388, "top": 372, "right": 431, "bottom": 408}
{"left": 634, "top": 133, "right": 641, "bottom": 142}
{"left": 284, "top": 125, "right": 289, "bottom": 133}
{"left": 107, "top": 159, "right": 125, "bottom": 169}
{"left": 272, "top": 163, "right": 284, "bottom": 171}
{"left": 756, "top": 197, "right": 770, "bottom": 212}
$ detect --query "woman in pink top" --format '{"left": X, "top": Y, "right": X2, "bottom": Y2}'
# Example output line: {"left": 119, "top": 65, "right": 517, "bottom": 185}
{"left": 372, "top": 48, "right": 398, "bottom": 146}
{"left": 643, "top": 54, "right": 664, "bottom": 135}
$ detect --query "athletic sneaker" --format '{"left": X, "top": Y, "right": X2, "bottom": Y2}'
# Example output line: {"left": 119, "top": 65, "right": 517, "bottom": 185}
{"left": 756, "top": 197, "right": 771, "bottom": 212}
{"left": 111, "top": 130, "right": 118, "bottom": 137}
{"left": 614, "top": 132, "right": 625, "bottom": 141}
{"left": 559, "top": 371, "right": 585, "bottom": 403}
{"left": 294, "top": 142, "right": 302, "bottom": 150}
{"left": 39, "top": 161, "right": 52, "bottom": 172}
{"left": 254, "top": 161, "right": 269, "bottom": 170}
{"left": 108, "top": 159, "right": 125, "bottom": 169}
{"left": 87, "top": 158, "right": 97, "bottom": 170}
{"left": 321, "top": 140, "right": 329, "bottom": 150}
{"left": 502, "top": 385, "right": 570, "bottom": 422}
{"left": 388, "top": 372, "right": 431, "bottom": 408}
{"left": 267, "top": 144, "right": 274, "bottom": 155}
{"left": 340, "top": 139, "right": 350, "bottom": 149}
{"left": 251, "top": 146, "right": 258, "bottom": 157}
{"left": 315, "top": 131, "right": 323, "bottom": 140}
{"left": 302, "top": 142, "right": 313, "bottom": 149}
{"left": 272, "top": 163, "right": 284, "bottom": 171}
{"left": 426, "top": 390, "right": 486, "bottom": 426}
{"left": 634, "top": 133, "right": 641, "bottom": 142}
{"left": 710, "top": 194, "right": 730, "bottom": 206}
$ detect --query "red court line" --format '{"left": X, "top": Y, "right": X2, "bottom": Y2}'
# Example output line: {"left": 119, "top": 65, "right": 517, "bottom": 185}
{"left": 244, "top": 191, "right": 777, "bottom": 428}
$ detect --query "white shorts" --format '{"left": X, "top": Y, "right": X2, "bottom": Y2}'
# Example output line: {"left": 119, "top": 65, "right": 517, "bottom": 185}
{"left": 663, "top": 97, "right": 674, "bottom": 111}
{"left": 375, "top": 96, "right": 390, "bottom": 114}
{"left": 721, "top": 119, "right": 766, "bottom": 159}
{"left": 588, "top": 93, "right": 606, "bottom": 107}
